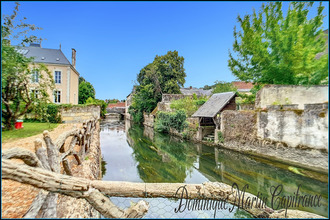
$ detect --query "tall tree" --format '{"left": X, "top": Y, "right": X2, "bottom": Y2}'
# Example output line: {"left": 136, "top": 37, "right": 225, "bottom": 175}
{"left": 212, "top": 81, "right": 237, "bottom": 94}
{"left": 2, "top": 2, "right": 54, "bottom": 130}
{"left": 130, "top": 50, "right": 186, "bottom": 123}
{"left": 228, "top": 2, "right": 328, "bottom": 85}
{"left": 78, "top": 81, "right": 95, "bottom": 104}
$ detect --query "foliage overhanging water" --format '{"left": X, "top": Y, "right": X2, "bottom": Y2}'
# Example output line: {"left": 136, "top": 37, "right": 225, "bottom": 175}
{"left": 100, "top": 120, "right": 328, "bottom": 218}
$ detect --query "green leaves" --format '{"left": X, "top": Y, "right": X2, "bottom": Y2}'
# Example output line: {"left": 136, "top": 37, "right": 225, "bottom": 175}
{"left": 130, "top": 50, "right": 187, "bottom": 123}
{"left": 212, "top": 81, "right": 237, "bottom": 94}
{"left": 228, "top": 2, "right": 328, "bottom": 85}
{"left": 155, "top": 110, "right": 188, "bottom": 133}
{"left": 78, "top": 81, "right": 95, "bottom": 104}
{"left": 170, "top": 95, "right": 208, "bottom": 117}
{"left": 1, "top": 3, "right": 53, "bottom": 130}
{"left": 85, "top": 98, "right": 107, "bottom": 118}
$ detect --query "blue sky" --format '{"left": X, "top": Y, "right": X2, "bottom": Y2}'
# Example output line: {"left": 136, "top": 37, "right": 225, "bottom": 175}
{"left": 2, "top": 1, "right": 329, "bottom": 100}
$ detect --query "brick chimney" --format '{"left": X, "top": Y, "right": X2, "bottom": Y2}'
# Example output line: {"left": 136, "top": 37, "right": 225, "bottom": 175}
{"left": 72, "top": 48, "right": 76, "bottom": 68}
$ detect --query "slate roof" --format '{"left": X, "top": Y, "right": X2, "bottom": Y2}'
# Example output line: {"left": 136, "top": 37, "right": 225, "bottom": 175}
{"left": 192, "top": 92, "right": 236, "bottom": 118}
{"left": 180, "top": 87, "right": 213, "bottom": 96}
{"left": 16, "top": 46, "right": 71, "bottom": 65}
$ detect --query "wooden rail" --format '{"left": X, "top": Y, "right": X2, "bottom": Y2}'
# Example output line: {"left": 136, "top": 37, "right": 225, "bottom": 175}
{"left": 1, "top": 117, "right": 325, "bottom": 219}
{"left": 1, "top": 118, "right": 149, "bottom": 218}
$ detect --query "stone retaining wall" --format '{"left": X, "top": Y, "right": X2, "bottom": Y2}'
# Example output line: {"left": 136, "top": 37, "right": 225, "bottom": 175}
{"left": 61, "top": 105, "right": 100, "bottom": 123}
{"left": 257, "top": 104, "right": 328, "bottom": 150}
{"left": 57, "top": 121, "right": 102, "bottom": 218}
{"left": 143, "top": 114, "right": 155, "bottom": 128}
{"left": 220, "top": 105, "right": 328, "bottom": 172}
{"left": 255, "top": 85, "right": 328, "bottom": 109}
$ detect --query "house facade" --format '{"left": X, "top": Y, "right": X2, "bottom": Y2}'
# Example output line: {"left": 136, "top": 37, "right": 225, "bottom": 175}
{"left": 18, "top": 43, "right": 79, "bottom": 104}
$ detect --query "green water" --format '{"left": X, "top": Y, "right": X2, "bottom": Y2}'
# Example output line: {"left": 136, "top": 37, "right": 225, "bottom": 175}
{"left": 100, "top": 120, "right": 328, "bottom": 218}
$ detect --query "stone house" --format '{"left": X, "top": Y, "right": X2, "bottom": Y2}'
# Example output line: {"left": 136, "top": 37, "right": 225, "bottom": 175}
{"left": 192, "top": 92, "right": 237, "bottom": 141}
{"left": 17, "top": 43, "right": 80, "bottom": 104}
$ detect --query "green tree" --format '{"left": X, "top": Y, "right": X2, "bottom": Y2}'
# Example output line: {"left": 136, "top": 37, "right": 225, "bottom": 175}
{"left": 129, "top": 84, "right": 157, "bottom": 123}
{"left": 78, "top": 81, "right": 95, "bottom": 104}
{"left": 79, "top": 76, "right": 86, "bottom": 84}
{"left": 105, "top": 98, "right": 120, "bottom": 104}
{"left": 85, "top": 97, "right": 107, "bottom": 118}
{"left": 228, "top": 2, "right": 328, "bottom": 85}
{"left": 212, "top": 81, "right": 237, "bottom": 94}
{"left": 130, "top": 50, "right": 186, "bottom": 123}
{"left": 2, "top": 2, "right": 54, "bottom": 130}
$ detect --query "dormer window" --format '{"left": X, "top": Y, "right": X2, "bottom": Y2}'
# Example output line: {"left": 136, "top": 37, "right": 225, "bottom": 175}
{"left": 31, "top": 70, "right": 39, "bottom": 83}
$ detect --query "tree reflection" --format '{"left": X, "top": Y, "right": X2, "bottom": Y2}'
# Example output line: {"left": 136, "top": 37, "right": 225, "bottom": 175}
{"left": 127, "top": 125, "right": 197, "bottom": 183}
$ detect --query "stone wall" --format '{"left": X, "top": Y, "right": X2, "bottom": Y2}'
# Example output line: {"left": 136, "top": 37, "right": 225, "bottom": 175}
{"left": 187, "top": 117, "right": 199, "bottom": 129}
{"left": 161, "top": 94, "right": 187, "bottom": 102}
{"left": 60, "top": 105, "right": 100, "bottom": 123}
{"left": 257, "top": 103, "right": 328, "bottom": 150}
{"left": 239, "top": 104, "right": 255, "bottom": 110}
{"left": 157, "top": 94, "right": 194, "bottom": 112}
{"left": 143, "top": 113, "right": 155, "bottom": 128}
{"left": 220, "top": 107, "right": 328, "bottom": 172}
{"left": 255, "top": 85, "right": 328, "bottom": 109}
{"left": 157, "top": 101, "right": 172, "bottom": 112}
{"left": 57, "top": 121, "right": 102, "bottom": 218}
{"left": 221, "top": 110, "right": 257, "bottom": 143}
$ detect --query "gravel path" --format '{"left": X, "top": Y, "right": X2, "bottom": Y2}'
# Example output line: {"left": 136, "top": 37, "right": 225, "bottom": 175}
{"left": 1, "top": 123, "right": 80, "bottom": 218}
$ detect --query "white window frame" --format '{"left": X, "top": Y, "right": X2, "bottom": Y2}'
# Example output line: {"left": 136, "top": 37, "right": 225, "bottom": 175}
{"left": 54, "top": 70, "right": 62, "bottom": 84}
{"left": 31, "top": 70, "right": 39, "bottom": 83}
{"left": 54, "top": 90, "right": 61, "bottom": 103}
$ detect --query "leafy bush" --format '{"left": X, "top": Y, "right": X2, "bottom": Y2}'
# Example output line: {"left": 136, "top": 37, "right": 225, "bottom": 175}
{"left": 212, "top": 81, "right": 237, "bottom": 94}
{"left": 46, "top": 104, "right": 62, "bottom": 123}
{"left": 170, "top": 95, "right": 208, "bottom": 117}
{"left": 236, "top": 84, "right": 263, "bottom": 105}
{"left": 86, "top": 98, "right": 107, "bottom": 118}
{"left": 155, "top": 110, "right": 188, "bottom": 133}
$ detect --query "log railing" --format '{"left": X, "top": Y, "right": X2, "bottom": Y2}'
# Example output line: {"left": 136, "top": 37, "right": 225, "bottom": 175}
{"left": 1, "top": 117, "right": 325, "bottom": 219}
{"left": 1, "top": 117, "right": 150, "bottom": 219}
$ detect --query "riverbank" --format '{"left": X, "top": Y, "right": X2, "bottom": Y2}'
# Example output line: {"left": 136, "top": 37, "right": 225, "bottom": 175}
{"left": 102, "top": 120, "right": 328, "bottom": 217}
{"left": 155, "top": 122, "right": 328, "bottom": 181}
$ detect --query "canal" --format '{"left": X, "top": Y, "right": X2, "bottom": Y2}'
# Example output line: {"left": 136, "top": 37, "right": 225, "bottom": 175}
{"left": 100, "top": 120, "right": 328, "bottom": 218}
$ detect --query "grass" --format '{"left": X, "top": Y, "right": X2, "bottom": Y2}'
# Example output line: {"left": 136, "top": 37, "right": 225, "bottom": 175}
{"left": 2, "top": 122, "right": 59, "bottom": 143}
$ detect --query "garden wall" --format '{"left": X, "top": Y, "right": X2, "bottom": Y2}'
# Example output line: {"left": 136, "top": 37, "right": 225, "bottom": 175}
{"left": 57, "top": 121, "right": 102, "bottom": 218}
{"left": 143, "top": 113, "right": 154, "bottom": 128}
{"left": 60, "top": 105, "right": 100, "bottom": 123}
{"left": 255, "top": 85, "right": 328, "bottom": 109}
{"left": 220, "top": 106, "right": 328, "bottom": 172}
{"left": 257, "top": 103, "right": 328, "bottom": 150}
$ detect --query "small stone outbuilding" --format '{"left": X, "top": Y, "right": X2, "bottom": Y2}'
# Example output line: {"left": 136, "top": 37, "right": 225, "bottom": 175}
{"left": 192, "top": 92, "right": 237, "bottom": 141}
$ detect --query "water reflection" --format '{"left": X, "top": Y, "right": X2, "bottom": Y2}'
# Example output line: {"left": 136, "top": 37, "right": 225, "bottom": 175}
{"left": 100, "top": 120, "right": 328, "bottom": 218}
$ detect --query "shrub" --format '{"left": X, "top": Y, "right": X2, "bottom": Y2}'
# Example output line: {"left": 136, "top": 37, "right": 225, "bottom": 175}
{"left": 170, "top": 95, "right": 208, "bottom": 117}
{"left": 86, "top": 98, "right": 107, "bottom": 118}
{"left": 155, "top": 110, "right": 188, "bottom": 133}
{"left": 46, "top": 104, "right": 62, "bottom": 123}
